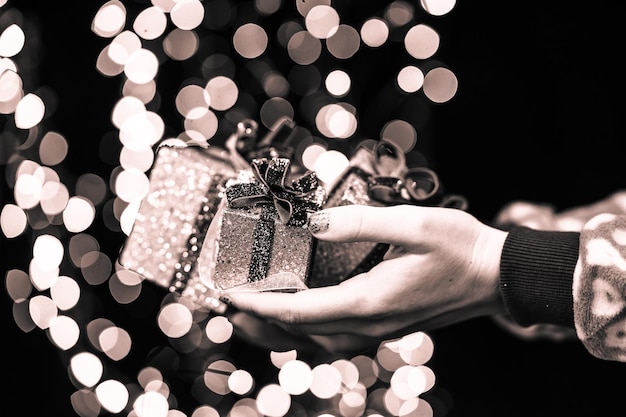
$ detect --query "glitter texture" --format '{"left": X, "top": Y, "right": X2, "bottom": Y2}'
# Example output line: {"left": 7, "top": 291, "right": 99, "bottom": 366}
{"left": 199, "top": 157, "right": 325, "bottom": 292}
{"left": 118, "top": 145, "right": 242, "bottom": 307}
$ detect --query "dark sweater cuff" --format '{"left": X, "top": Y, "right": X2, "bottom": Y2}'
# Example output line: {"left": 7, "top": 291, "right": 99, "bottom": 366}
{"left": 499, "top": 226, "right": 579, "bottom": 327}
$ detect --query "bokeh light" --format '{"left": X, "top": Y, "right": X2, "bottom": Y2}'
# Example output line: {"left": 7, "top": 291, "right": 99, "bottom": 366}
{"left": 2, "top": 0, "right": 455, "bottom": 415}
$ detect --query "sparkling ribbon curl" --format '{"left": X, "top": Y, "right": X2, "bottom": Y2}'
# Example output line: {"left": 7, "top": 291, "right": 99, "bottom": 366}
{"left": 367, "top": 140, "right": 468, "bottom": 210}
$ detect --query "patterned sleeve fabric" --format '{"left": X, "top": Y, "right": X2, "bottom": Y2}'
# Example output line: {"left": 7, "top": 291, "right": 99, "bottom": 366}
{"left": 574, "top": 213, "right": 626, "bottom": 362}
{"left": 500, "top": 215, "right": 626, "bottom": 362}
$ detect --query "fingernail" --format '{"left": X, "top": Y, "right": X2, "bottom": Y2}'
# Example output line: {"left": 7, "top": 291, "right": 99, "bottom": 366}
{"left": 219, "top": 295, "right": 232, "bottom": 305}
{"left": 308, "top": 211, "right": 330, "bottom": 234}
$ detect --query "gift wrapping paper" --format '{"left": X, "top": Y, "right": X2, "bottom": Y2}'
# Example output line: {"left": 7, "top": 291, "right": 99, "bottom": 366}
{"left": 118, "top": 144, "right": 242, "bottom": 308}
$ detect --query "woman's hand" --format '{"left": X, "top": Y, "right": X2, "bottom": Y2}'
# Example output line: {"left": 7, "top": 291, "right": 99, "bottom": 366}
{"left": 221, "top": 204, "right": 508, "bottom": 351}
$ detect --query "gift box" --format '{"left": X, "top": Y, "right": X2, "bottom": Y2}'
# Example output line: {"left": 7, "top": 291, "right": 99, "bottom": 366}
{"left": 117, "top": 120, "right": 257, "bottom": 309}
{"left": 308, "top": 140, "right": 467, "bottom": 288}
{"left": 197, "top": 157, "right": 325, "bottom": 293}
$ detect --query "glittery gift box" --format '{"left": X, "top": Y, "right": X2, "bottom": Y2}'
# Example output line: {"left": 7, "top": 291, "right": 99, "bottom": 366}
{"left": 117, "top": 143, "right": 250, "bottom": 309}
{"left": 197, "top": 157, "right": 325, "bottom": 293}
{"left": 308, "top": 143, "right": 395, "bottom": 288}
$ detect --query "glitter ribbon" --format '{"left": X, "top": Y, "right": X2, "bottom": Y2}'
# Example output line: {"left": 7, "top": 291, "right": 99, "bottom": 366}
{"left": 225, "top": 157, "right": 322, "bottom": 282}
{"left": 367, "top": 140, "right": 468, "bottom": 209}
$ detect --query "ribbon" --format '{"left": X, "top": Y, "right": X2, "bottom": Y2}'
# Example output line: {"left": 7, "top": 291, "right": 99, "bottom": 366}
{"left": 366, "top": 140, "right": 468, "bottom": 210}
{"left": 225, "top": 157, "right": 322, "bottom": 282}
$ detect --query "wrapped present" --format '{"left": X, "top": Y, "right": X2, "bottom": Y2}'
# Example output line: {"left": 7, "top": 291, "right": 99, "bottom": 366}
{"left": 117, "top": 119, "right": 258, "bottom": 309}
{"left": 309, "top": 140, "right": 468, "bottom": 288}
{"left": 197, "top": 157, "right": 325, "bottom": 293}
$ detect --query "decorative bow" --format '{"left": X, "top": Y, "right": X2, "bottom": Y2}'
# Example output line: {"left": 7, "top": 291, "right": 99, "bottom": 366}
{"left": 366, "top": 140, "right": 468, "bottom": 210}
{"left": 224, "top": 157, "right": 322, "bottom": 283}
{"left": 225, "top": 157, "right": 322, "bottom": 227}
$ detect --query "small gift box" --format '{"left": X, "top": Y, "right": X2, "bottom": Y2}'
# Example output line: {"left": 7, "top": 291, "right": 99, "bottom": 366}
{"left": 197, "top": 157, "right": 325, "bottom": 293}
{"left": 309, "top": 140, "right": 467, "bottom": 288}
{"left": 117, "top": 120, "right": 258, "bottom": 309}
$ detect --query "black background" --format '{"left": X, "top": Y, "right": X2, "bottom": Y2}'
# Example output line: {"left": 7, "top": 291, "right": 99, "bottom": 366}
{"left": 2, "top": 1, "right": 626, "bottom": 416}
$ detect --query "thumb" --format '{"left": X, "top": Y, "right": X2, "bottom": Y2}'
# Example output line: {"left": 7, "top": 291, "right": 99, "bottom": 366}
{"left": 307, "top": 204, "right": 426, "bottom": 246}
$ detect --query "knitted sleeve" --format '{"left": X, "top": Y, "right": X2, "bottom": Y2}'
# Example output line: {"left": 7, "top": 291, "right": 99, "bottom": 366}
{"left": 500, "top": 215, "right": 626, "bottom": 362}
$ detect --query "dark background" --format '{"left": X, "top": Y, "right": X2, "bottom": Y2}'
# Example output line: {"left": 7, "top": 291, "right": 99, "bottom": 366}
{"left": 2, "top": 1, "right": 625, "bottom": 416}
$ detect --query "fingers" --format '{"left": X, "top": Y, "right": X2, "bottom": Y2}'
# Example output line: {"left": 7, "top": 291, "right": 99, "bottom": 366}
{"left": 307, "top": 204, "right": 428, "bottom": 246}
{"left": 223, "top": 281, "right": 366, "bottom": 324}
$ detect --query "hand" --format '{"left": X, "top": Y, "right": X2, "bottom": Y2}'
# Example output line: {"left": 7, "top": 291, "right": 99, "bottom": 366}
{"left": 222, "top": 204, "right": 509, "bottom": 351}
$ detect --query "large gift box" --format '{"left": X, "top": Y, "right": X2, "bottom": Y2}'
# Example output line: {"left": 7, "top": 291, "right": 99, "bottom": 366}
{"left": 117, "top": 120, "right": 257, "bottom": 309}
{"left": 197, "top": 157, "right": 325, "bottom": 293}
{"left": 309, "top": 140, "right": 467, "bottom": 288}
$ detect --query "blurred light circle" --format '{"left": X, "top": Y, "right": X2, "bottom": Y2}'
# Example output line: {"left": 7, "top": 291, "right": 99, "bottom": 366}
{"left": 97, "top": 379, "right": 130, "bottom": 414}
{"left": 163, "top": 28, "right": 199, "bottom": 61}
{"left": 301, "top": 143, "right": 326, "bottom": 171}
{"left": 420, "top": 0, "right": 456, "bottom": 16}
{"left": 92, "top": 1, "right": 127, "bottom": 38}
{"left": 228, "top": 369, "right": 254, "bottom": 395}
{"left": 33, "top": 234, "right": 64, "bottom": 271}
{"left": 63, "top": 196, "right": 96, "bottom": 233}
{"left": 100, "top": 326, "right": 132, "bottom": 361}
{"left": 0, "top": 24, "right": 25, "bottom": 57}
{"left": 260, "top": 97, "right": 294, "bottom": 128}
{"left": 133, "top": 6, "right": 167, "bottom": 40}
{"left": 233, "top": 23, "right": 268, "bottom": 59}
{"left": 326, "top": 24, "right": 360, "bottom": 59}
{"left": 184, "top": 108, "right": 219, "bottom": 140}
{"left": 255, "top": 0, "right": 281, "bottom": 14}
{"left": 384, "top": 1, "right": 414, "bottom": 28}
{"left": 117, "top": 79, "right": 149, "bottom": 103}
{"left": 124, "top": 48, "right": 159, "bottom": 84}
{"left": 404, "top": 24, "right": 440, "bottom": 60}
{"left": 397, "top": 66, "right": 424, "bottom": 93}
{"left": 205, "top": 76, "right": 239, "bottom": 111}
{"left": 39, "top": 131, "right": 68, "bottom": 166}
{"left": 278, "top": 360, "right": 312, "bottom": 395}
{"left": 40, "top": 181, "right": 69, "bottom": 216}
{"left": 119, "top": 144, "right": 155, "bottom": 173}
{"left": 1, "top": 204, "right": 27, "bottom": 238}
{"left": 0, "top": 68, "right": 23, "bottom": 104}
{"left": 256, "top": 384, "right": 291, "bottom": 417}
{"left": 76, "top": 173, "right": 108, "bottom": 206}
{"left": 70, "top": 352, "right": 104, "bottom": 388}
{"left": 287, "top": 31, "right": 322, "bottom": 65}
{"left": 49, "top": 315, "right": 80, "bottom": 351}
{"left": 80, "top": 251, "right": 113, "bottom": 286}
{"left": 399, "top": 331, "right": 435, "bottom": 365}
{"left": 408, "top": 365, "right": 436, "bottom": 394}
{"left": 310, "top": 363, "right": 342, "bottom": 399}
{"left": 170, "top": 0, "right": 205, "bottom": 30}
{"left": 381, "top": 119, "right": 417, "bottom": 153}
{"left": 112, "top": 95, "right": 146, "bottom": 129}
{"left": 325, "top": 69, "right": 351, "bottom": 97}
{"left": 423, "top": 67, "right": 458, "bottom": 103}
{"left": 96, "top": 45, "right": 125, "bottom": 76}
{"left": 296, "top": 0, "right": 331, "bottom": 17}
{"left": 361, "top": 18, "right": 389, "bottom": 48}
{"left": 305, "top": 5, "right": 340, "bottom": 39}
{"left": 109, "top": 30, "right": 142, "bottom": 65}
{"left": 176, "top": 83, "right": 211, "bottom": 116}
{"left": 15, "top": 93, "right": 45, "bottom": 129}
{"left": 205, "top": 315, "right": 234, "bottom": 344}
{"left": 157, "top": 302, "right": 193, "bottom": 338}
{"left": 314, "top": 150, "right": 349, "bottom": 184}
{"left": 204, "top": 360, "right": 236, "bottom": 395}
{"left": 28, "top": 294, "right": 58, "bottom": 329}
